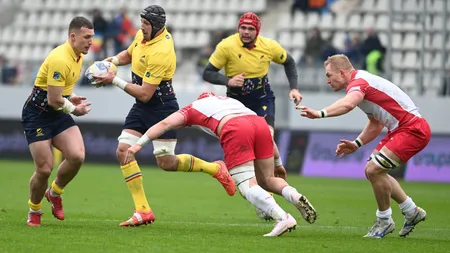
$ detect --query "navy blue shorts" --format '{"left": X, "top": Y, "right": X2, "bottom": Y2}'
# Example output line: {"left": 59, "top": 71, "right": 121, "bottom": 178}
{"left": 123, "top": 99, "right": 179, "bottom": 139}
{"left": 227, "top": 75, "right": 276, "bottom": 128}
{"left": 240, "top": 96, "right": 275, "bottom": 128}
{"left": 21, "top": 88, "right": 76, "bottom": 145}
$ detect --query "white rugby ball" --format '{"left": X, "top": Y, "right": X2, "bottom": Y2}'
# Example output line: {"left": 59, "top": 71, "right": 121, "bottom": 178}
{"left": 85, "top": 61, "right": 117, "bottom": 85}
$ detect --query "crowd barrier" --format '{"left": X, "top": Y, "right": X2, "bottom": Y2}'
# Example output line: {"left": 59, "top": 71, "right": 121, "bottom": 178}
{"left": 1, "top": 119, "right": 448, "bottom": 183}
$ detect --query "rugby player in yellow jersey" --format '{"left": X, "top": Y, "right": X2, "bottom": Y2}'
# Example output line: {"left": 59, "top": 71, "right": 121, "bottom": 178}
{"left": 21, "top": 17, "right": 94, "bottom": 226}
{"left": 203, "top": 12, "right": 304, "bottom": 220}
{"left": 94, "top": 5, "right": 234, "bottom": 227}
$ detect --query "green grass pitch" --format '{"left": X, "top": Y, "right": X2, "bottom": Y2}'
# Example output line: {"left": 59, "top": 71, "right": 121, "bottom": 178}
{"left": 1, "top": 160, "right": 450, "bottom": 253}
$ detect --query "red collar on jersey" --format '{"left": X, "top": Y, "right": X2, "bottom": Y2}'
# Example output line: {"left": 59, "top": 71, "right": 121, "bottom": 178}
{"left": 197, "top": 92, "right": 216, "bottom": 100}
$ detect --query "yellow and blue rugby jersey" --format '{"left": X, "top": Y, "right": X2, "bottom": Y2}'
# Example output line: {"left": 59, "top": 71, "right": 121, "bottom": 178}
{"left": 127, "top": 28, "right": 176, "bottom": 85}
{"left": 209, "top": 33, "right": 287, "bottom": 78}
{"left": 34, "top": 41, "right": 84, "bottom": 96}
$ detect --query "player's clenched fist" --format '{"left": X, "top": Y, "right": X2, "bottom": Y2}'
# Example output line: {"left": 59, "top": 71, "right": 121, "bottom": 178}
{"left": 228, "top": 72, "right": 246, "bottom": 87}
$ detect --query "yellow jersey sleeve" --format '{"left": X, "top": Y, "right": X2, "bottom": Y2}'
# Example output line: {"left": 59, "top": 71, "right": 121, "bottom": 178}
{"left": 270, "top": 39, "right": 287, "bottom": 64}
{"left": 143, "top": 53, "right": 167, "bottom": 85}
{"left": 208, "top": 41, "right": 228, "bottom": 69}
{"left": 46, "top": 58, "right": 69, "bottom": 87}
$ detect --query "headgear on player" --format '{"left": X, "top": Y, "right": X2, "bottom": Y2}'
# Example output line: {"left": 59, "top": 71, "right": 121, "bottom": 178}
{"left": 197, "top": 92, "right": 216, "bottom": 100}
{"left": 238, "top": 12, "right": 261, "bottom": 37}
{"left": 140, "top": 5, "right": 166, "bottom": 39}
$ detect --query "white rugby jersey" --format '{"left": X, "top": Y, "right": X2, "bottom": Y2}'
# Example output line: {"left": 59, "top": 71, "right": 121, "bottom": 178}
{"left": 178, "top": 96, "right": 256, "bottom": 136}
{"left": 347, "top": 70, "right": 421, "bottom": 132}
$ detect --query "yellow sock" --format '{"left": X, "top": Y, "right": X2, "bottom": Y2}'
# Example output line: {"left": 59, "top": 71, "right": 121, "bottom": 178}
{"left": 176, "top": 154, "right": 220, "bottom": 176}
{"left": 28, "top": 199, "right": 42, "bottom": 212}
{"left": 121, "top": 161, "right": 151, "bottom": 212}
{"left": 51, "top": 180, "right": 64, "bottom": 195}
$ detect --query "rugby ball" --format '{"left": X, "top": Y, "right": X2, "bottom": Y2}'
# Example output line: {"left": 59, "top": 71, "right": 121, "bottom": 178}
{"left": 85, "top": 61, "right": 117, "bottom": 85}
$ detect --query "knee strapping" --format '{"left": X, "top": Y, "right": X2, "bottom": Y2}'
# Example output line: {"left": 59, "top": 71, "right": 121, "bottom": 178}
{"left": 370, "top": 150, "right": 400, "bottom": 170}
{"left": 117, "top": 131, "right": 141, "bottom": 146}
{"left": 229, "top": 166, "right": 255, "bottom": 198}
{"left": 152, "top": 140, "right": 177, "bottom": 157}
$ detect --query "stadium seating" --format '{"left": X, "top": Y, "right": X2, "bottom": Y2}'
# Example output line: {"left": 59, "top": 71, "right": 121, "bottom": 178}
{"left": 0, "top": 0, "right": 448, "bottom": 94}
{"left": 272, "top": 0, "right": 449, "bottom": 94}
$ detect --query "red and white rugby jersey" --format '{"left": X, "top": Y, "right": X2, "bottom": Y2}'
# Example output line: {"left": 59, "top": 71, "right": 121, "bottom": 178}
{"left": 346, "top": 70, "right": 421, "bottom": 132}
{"left": 178, "top": 96, "right": 256, "bottom": 136}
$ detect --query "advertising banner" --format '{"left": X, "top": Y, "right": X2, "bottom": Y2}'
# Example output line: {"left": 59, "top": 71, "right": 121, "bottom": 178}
{"left": 0, "top": 119, "right": 29, "bottom": 160}
{"left": 302, "top": 132, "right": 383, "bottom": 179}
{"left": 276, "top": 130, "right": 309, "bottom": 174}
{"left": 2, "top": 117, "right": 447, "bottom": 182}
{"left": 0, "top": 119, "right": 223, "bottom": 165}
{"left": 405, "top": 136, "right": 450, "bottom": 182}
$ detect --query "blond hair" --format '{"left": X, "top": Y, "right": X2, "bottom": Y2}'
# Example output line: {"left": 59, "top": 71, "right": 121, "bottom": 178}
{"left": 324, "top": 54, "right": 354, "bottom": 72}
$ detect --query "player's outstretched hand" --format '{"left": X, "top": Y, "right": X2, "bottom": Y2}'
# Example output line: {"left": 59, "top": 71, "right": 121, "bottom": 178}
{"left": 274, "top": 165, "right": 287, "bottom": 180}
{"left": 93, "top": 69, "right": 116, "bottom": 86}
{"left": 289, "top": 89, "right": 303, "bottom": 105}
{"left": 335, "top": 139, "right": 358, "bottom": 158}
{"left": 228, "top": 72, "right": 246, "bottom": 87}
{"left": 125, "top": 144, "right": 143, "bottom": 164}
{"left": 69, "top": 95, "right": 86, "bottom": 106}
{"left": 296, "top": 105, "right": 320, "bottom": 119}
{"left": 72, "top": 102, "right": 92, "bottom": 117}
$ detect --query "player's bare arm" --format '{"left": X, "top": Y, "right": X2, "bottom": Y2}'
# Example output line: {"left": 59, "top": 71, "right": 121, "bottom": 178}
{"left": 125, "top": 112, "right": 185, "bottom": 163}
{"left": 92, "top": 70, "right": 157, "bottom": 103}
{"left": 282, "top": 53, "right": 302, "bottom": 105}
{"left": 47, "top": 85, "right": 91, "bottom": 116}
{"left": 356, "top": 117, "right": 384, "bottom": 145}
{"left": 47, "top": 85, "right": 67, "bottom": 109}
{"left": 336, "top": 118, "right": 384, "bottom": 158}
{"left": 297, "top": 91, "right": 364, "bottom": 119}
{"left": 104, "top": 50, "right": 132, "bottom": 66}
{"left": 121, "top": 80, "right": 158, "bottom": 103}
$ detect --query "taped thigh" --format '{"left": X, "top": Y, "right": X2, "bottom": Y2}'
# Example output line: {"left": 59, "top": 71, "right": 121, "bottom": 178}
{"left": 229, "top": 166, "right": 255, "bottom": 198}
{"left": 117, "top": 131, "right": 141, "bottom": 146}
{"left": 152, "top": 140, "right": 177, "bottom": 157}
{"left": 370, "top": 150, "right": 400, "bottom": 170}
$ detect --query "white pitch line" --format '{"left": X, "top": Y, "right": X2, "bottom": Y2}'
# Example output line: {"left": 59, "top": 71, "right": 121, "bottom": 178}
{"left": 61, "top": 218, "right": 450, "bottom": 232}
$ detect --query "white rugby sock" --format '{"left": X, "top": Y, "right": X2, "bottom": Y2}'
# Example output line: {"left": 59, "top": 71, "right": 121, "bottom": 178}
{"left": 398, "top": 196, "right": 417, "bottom": 218}
{"left": 376, "top": 208, "right": 392, "bottom": 219}
{"left": 246, "top": 185, "right": 286, "bottom": 221}
{"left": 281, "top": 186, "right": 302, "bottom": 204}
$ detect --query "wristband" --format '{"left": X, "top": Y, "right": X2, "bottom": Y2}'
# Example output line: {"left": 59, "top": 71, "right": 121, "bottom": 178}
{"left": 57, "top": 98, "right": 76, "bottom": 114}
{"left": 111, "top": 56, "right": 119, "bottom": 66}
{"left": 136, "top": 135, "right": 151, "bottom": 146}
{"left": 112, "top": 76, "right": 128, "bottom": 90}
{"left": 353, "top": 137, "right": 364, "bottom": 148}
{"left": 319, "top": 109, "right": 328, "bottom": 118}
